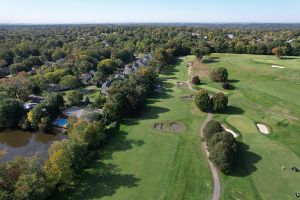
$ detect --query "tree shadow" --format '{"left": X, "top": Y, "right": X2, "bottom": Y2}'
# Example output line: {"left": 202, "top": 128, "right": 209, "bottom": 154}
{"left": 101, "top": 131, "right": 144, "bottom": 160}
{"left": 225, "top": 106, "right": 245, "bottom": 115}
{"left": 139, "top": 106, "right": 170, "bottom": 120}
{"left": 54, "top": 162, "right": 140, "bottom": 200}
{"left": 229, "top": 142, "right": 262, "bottom": 177}
{"left": 227, "top": 79, "right": 240, "bottom": 83}
{"left": 281, "top": 57, "right": 298, "bottom": 60}
{"left": 202, "top": 57, "right": 219, "bottom": 64}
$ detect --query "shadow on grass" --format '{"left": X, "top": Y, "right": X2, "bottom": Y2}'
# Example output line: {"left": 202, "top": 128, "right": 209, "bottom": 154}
{"left": 50, "top": 130, "right": 142, "bottom": 200}
{"left": 281, "top": 57, "right": 298, "bottom": 60}
{"left": 225, "top": 106, "right": 245, "bottom": 115}
{"left": 101, "top": 131, "right": 144, "bottom": 160}
{"left": 228, "top": 79, "right": 240, "bottom": 83}
{"left": 55, "top": 162, "right": 140, "bottom": 200}
{"left": 202, "top": 57, "right": 220, "bottom": 64}
{"left": 229, "top": 142, "right": 262, "bottom": 177}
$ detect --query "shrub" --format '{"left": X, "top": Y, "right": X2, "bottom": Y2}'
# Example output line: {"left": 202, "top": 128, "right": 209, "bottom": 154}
{"left": 210, "top": 67, "right": 228, "bottom": 82}
{"left": 66, "top": 90, "right": 83, "bottom": 106}
{"left": 194, "top": 90, "right": 211, "bottom": 112}
{"left": 211, "top": 92, "right": 228, "bottom": 112}
{"left": 221, "top": 82, "right": 231, "bottom": 90}
{"left": 59, "top": 75, "right": 79, "bottom": 89}
{"left": 191, "top": 76, "right": 201, "bottom": 85}
{"left": 203, "top": 120, "right": 224, "bottom": 140}
{"left": 93, "top": 92, "right": 107, "bottom": 108}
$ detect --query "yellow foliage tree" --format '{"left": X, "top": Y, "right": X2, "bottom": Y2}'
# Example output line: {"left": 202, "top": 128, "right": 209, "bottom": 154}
{"left": 27, "top": 111, "right": 33, "bottom": 123}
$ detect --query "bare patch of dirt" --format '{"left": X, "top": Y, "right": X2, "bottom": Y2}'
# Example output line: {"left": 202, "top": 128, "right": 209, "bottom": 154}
{"left": 170, "top": 123, "right": 184, "bottom": 133}
{"left": 190, "top": 60, "right": 210, "bottom": 78}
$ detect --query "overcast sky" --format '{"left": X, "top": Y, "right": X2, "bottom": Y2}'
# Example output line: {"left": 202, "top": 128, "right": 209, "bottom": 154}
{"left": 1, "top": 0, "right": 300, "bottom": 24}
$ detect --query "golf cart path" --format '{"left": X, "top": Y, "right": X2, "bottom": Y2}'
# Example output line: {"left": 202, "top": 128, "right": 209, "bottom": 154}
{"left": 188, "top": 65, "right": 221, "bottom": 200}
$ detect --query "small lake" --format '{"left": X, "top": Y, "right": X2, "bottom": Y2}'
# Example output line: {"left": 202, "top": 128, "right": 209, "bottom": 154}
{"left": 0, "top": 130, "right": 67, "bottom": 162}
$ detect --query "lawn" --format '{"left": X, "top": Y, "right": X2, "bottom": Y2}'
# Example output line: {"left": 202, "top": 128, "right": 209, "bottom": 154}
{"left": 201, "top": 53, "right": 300, "bottom": 200}
{"left": 52, "top": 56, "right": 213, "bottom": 199}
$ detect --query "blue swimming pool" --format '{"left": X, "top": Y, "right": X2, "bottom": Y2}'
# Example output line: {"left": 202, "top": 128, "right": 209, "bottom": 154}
{"left": 52, "top": 118, "right": 68, "bottom": 128}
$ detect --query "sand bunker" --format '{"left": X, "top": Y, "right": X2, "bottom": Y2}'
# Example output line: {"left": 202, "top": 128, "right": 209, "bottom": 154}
{"left": 222, "top": 125, "right": 238, "bottom": 138}
{"left": 177, "top": 81, "right": 188, "bottom": 88}
{"left": 170, "top": 123, "right": 184, "bottom": 133}
{"left": 257, "top": 124, "right": 270, "bottom": 134}
{"left": 181, "top": 94, "right": 194, "bottom": 101}
{"left": 272, "top": 65, "right": 286, "bottom": 69}
{"left": 154, "top": 123, "right": 164, "bottom": 131}
{"left": 153, "top": 121, "right": 185, "bottom": 133}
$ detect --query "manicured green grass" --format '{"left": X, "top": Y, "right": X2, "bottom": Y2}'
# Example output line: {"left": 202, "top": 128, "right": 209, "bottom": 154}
{"left": 52, "top": 56, "right": 213, "bottom": 200}
{"left": 226, "top": 116, "right": 258, "bottom": 134}
{"left": 193, "top": 85, "right": 229, "bottom": 95}
{"left": 204, "top": 53, "right": 300, "bottom": 200}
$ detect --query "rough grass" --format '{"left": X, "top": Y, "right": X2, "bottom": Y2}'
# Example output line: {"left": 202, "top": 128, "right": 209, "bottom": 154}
{"left": 52, "top": 56, "right": 213, "bottom": 200}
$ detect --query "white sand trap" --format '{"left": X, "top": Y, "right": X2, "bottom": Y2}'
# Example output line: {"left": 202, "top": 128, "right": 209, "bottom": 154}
{"left": 257, "top": 124, "right": 270, "bottom": 134}
{"left": 272, "top": 65, "right": 286, "bottom": 69}
{"left": 222, "top": 125, "right": 238, "bottom": 138}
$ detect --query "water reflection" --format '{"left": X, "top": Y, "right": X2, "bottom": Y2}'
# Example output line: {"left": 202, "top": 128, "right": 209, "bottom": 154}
{"left": 0, "top": 130, "right": 67, "bottom": 162}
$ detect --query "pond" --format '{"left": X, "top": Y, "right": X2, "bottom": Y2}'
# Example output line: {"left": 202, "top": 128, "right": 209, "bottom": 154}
{"left": 0, "top": 130, "right": 67, "bottom": 162}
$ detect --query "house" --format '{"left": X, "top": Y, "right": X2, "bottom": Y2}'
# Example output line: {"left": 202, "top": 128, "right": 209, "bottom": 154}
{"left": 62, "top": 107, "right": 102, "bottom": 121}
{"left": 227, "top": 34, "right": 234, "bottom": 39}
{"left": 44, "top": 61, "right": 54, "bottom": 67}
{"left": 28, "top": 95, "right": 45, "bottom": 103}
{"left": 47, "top": 83, "right": 69, "bottom": 92}
{"left": 23, "top": 102, "right": 38, "bottom": 111}
{"left": 101, "top": 79, "right": 113, "bottom": 95}
{"left": 80, "top": 72, "right": 94, "bottom": 85}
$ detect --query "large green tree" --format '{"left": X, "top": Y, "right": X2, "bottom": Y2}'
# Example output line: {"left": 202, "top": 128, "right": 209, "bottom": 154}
{"left": 194, "top": 90, "right": 211, "bottom": 112}
{"left": 0, "top": 98, "right": 24, "bottom": 129}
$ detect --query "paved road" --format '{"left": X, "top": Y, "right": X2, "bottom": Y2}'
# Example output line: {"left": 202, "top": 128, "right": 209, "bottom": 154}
{"left": 188, "top": 66, "right": 221, "bottom": 200}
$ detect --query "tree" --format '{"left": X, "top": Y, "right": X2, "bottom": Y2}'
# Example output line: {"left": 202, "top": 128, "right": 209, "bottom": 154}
{"left": 44, "top": 140, "right": 74, "bottom": 191}
{"left": 14, "top": 173, "right": 50, "bottom": 200}
{"left": 59, "top": 75, "right": 79, "bottom": 89}
{"left": 193, "top": 48, "right": 203, "bottom": 62}
{"left": 272, "top": 46, "right": 288, "bottom": 59}
{"left": 93, "top": 92, "right": 107, "bottom": 108}
{"left": 208, "top": 131, "right": 237, "bottom": 174}
{"left": 272, "top": 47, "right": 281, "bottom": 59}
{"left": 191, "top": 76, "right": 201, "bottom": 85}
{"left": 66, "top": 90, "right": 83, "bottom": 106}
{"left": 0, "top": 73, "right": 30, "bottom": 100}
{"left": 68, "top": 120, "right": 106, "bottom": 149}
{"left": 0, "top": 98, "right": 24, "bottom": 129}
{"left": 221, "top": 82, "right": 232, "bottom": 90}
{"left": 211, "top": 92, "right": 228, "bottom": 112}
{"left": 203, "top": 120, "right": 224, "bottom": 140}
{"left": 210, "top": 67, "right": 228, "bottom": 82}
{"left": 194, "top": 90, "right": 211, "bottom": 112}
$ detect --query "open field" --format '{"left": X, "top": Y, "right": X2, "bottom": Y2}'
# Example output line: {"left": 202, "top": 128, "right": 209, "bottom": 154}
{"left": 52, "top": 56, "right": 213, "bottom": 200}
{"left": 196, "top": 54, "right": 300, "bottom": 200}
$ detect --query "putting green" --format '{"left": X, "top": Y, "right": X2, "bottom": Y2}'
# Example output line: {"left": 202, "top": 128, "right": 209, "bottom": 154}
{"left": 226, "top": 116, "right": 258, "bottom": 134}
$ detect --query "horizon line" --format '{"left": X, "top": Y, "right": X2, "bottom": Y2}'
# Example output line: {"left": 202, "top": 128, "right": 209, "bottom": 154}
{"left": 1, "top": 22, "right": 300, "bottom": 25}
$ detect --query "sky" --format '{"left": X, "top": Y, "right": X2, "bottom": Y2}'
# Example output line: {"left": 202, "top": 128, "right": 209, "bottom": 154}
{"left": 1, "top": 0, "right": 300, "bottom": 24}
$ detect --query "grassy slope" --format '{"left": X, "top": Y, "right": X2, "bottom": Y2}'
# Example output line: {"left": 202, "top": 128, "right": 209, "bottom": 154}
{"left": 52, "top": 56, "right": 213, "bottom": 200}
{"left": 200, "top": 54, "right": 300, "bottom": 200}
